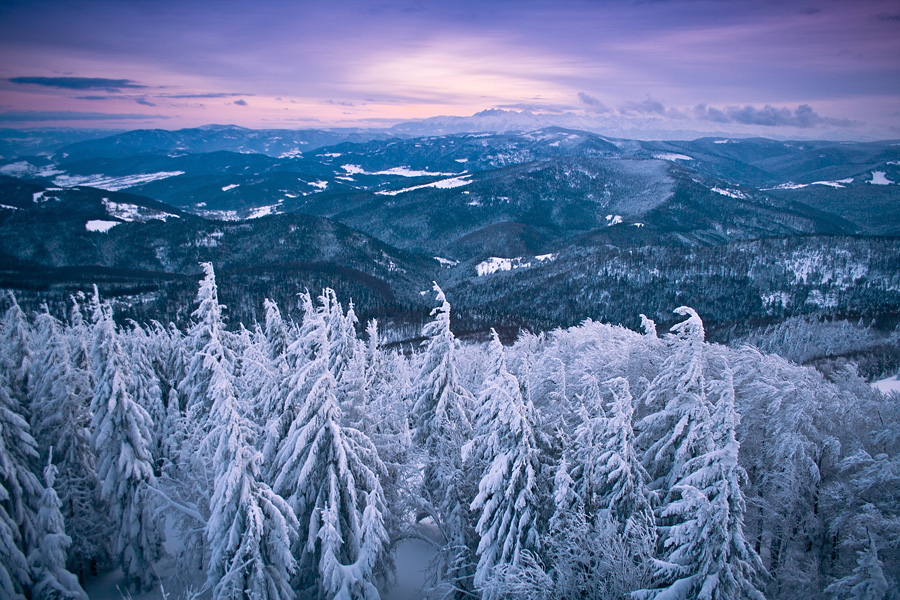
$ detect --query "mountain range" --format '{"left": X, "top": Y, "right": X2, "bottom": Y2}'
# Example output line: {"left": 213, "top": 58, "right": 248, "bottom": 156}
{"left": 1, "top": 123, "right": 898, "bottom": 360}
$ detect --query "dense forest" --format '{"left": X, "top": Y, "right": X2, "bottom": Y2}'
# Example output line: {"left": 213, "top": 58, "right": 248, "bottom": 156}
{"left": 1, "top": 264, "right": 897, "bottom": 599}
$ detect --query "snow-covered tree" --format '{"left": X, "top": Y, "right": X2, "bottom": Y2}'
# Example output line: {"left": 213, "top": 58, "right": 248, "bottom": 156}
{"left": 0, "top": 370, "right": 40, "bottom": 600}
{"left": 595, "top": 377, "right": 654, "bottom": 534}
{"left": 272, "top": 291, "right": 389, "bottom": 598}
{"left": 466, "top": 330, "right": 543, "bottom": 588}
{"left": 637, "top": 365, "right": 765, "bottom": 600}
{"left": 411, "top": 283, "right": 473, "bottom": 456}
{"left": 179, "top": 262, "right": 234, "bottom": 421}
{"left": 0, "top": 292, "right": 32, "bottom": 393}
{"left": 27, "top": 309, "right": 108, "bottom": 577}
{"left": 27, "top": 452, "right": 88, "bottom": 600}
{"left": 204, "top": 345, "right": 298, "bottom": 600}
{"left": 825, "top": 531, "right": 890, "bottom": 600}
{"left": 410, "top": 284, "right": 476, "bottom": 596}
{"left": 91, "top": 303, "right": 162, "bottom": 589}
{"left": 638, "top": 307, "right": 714, "bottom": 491}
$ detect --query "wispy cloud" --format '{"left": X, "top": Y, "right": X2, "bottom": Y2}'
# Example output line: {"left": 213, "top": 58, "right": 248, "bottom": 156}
{"left": 234, "top": 99, "right": 248, "bottom": 106}
{"left": 0, "top": 111, "right": 167, "bottom": 122}
{"left": 577, "top": 92, "right": 610, "bottom": 114}
{"left": 9, "top": 76, "right": 145, "bottom": 90}
{"left": 693, "top": 103, "right": 861, "bottom": 128}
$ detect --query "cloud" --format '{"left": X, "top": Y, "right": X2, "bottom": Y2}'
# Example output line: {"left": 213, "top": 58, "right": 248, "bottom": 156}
{"left": 73, "top": 95, "right": 113, "bottom": 101}
{"left": 876, "top": 12, "right": 900, "bottom": 22}
{"left": 577, "top": 92, "right": 610, "bottom": 114}
{"left": 135, "top": 97, "right": 156, "bottom": 106}
{"left": 0, "top": 111, "right": 168, "bottom": 122}
{"left": 325, "top": 99, "right": 355, "bottom": 106}
{"left": 498, "top": 102, "right": 575, "bottom": 113}
{"left": 160, "top": 92, "right": 251, "bottom": 99}
{"left": 234, "top": 99, "right": 248, "bottom": 106}
{"left": 724, "top": 104, "right": 858, "bottom": 128}
{"left": 9, "top": 76, "right": 145, "bottom": 90}
{"left": 692, "top": 104, "right": 732, "bottom": 123}
{"left": 619, "top": 97, "right": 666, "bottom": 115}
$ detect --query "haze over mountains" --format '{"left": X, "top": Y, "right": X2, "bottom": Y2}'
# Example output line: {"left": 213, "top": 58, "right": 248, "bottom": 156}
{"left": 1, "top": 122, "right": 899, "bottom": 367}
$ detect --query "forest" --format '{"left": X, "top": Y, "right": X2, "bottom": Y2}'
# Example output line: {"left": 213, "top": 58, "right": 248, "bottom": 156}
{"left": 1, "top": 263, "right": 897, "bottom": 600}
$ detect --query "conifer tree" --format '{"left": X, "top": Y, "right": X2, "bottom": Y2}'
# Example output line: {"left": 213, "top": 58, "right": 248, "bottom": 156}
{"left": 28, "top": 309, "right": 108, "bottom": 577}
{"left": 205, "top": 344, "right": 298, "bottom": 600}
{"left": 825, "top": 532, "right": 890, "bottom": 600}
{"left": 91, "top": 303, "right": 162, "bottom": 589}
{"left": 467, "top": 330, "right": 543, "bottom": 588}
{"left": 410, "top": 284, "right": 476, "bottom": 596}
{"left": 28, "top": 452, "right": 88, "bottom": 600}
{"left": 595, "top": 377, "right": 654, "bottom": 534}
{"left": 637, "top": 365, "right": 765, "bottom": 600}
{"left": 272, "top": 292, "right": 389, "bottom": 598}
{"left": 0, "top": 370, "right": 40, "bottom": 600}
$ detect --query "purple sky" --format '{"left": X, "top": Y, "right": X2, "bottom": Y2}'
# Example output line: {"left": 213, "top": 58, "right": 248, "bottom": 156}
{"left": 0, "top": 0, "right": 898, "bottom": 138}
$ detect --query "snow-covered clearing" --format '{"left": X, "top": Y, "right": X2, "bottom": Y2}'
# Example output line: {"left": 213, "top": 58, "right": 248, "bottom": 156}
{"left": 868, "top": 171, "right": 894, "bottom": 185}
{"left": 873, "top": 376, "right": 900, "bottom": 394}
{"left": 476, "top": 253, "right": 556, "bottom": 276}
{"left": 85, "top": 220, "right": 120, "bottom": 233}
{"left": 53, "top": 171, "right": 184, "bottom": 191}
{"left": 376, "top": 175, "right": 472, "bottom": 196}
{"left": 653, "top": 152, "right": 692, "bottom": 161}
{"left": 103, "top": 198, "right": 178, "bottom": 222}
{"left": 712, "top": 187, "right": 748, "bottom": 199}
{"left": 434, "top": 257, "right": 459, "bottom": 267}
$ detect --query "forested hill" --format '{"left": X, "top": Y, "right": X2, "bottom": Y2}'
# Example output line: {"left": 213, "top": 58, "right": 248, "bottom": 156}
{"left": 2, "top": 127, "right": 900, "bottom": 378}
{"left": 0, "top": 267, "right": 897, "bottom": 599}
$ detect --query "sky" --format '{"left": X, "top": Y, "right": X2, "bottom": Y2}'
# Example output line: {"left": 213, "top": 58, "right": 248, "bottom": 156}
{"left": 0, "top": 0, "right": 898, "bottom": 139}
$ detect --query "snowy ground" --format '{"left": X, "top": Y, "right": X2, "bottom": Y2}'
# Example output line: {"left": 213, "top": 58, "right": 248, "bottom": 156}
{"left": 873, "top": 375, "right": 900, "bottom": 394}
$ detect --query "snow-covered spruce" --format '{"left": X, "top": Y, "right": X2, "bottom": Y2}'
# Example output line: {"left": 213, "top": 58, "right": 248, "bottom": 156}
{"left": 27, "top": 452, "right": 88, "bottom": 600}
{"left": 90, "top": 302, "right": 162, "bottom": 590}
{"left": 465, "top": 329, "right": 543, "bottom": 588}
{"left": 205, "top": 343, "right": 299, "bottom": 600}
{"left": 271, "top": 291, "right": 390, "bottom": 598}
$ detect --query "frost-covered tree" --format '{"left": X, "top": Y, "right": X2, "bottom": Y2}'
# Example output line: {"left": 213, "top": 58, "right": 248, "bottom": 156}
{"left": 637, "top": 366, "right": 765, "bottom": 600}
{"left": 27, "top": 309, "right": 107, "bottom": 577}
{"left": 466, "top": 330, "right": 543, "bottom": 589}
{"left": 595, "top": 377, "right": 654, "bottom": 534}
{"left": 204, "top": 345, "right": 298, "bottom": 600}
{"left": 272, "top": 292, "right": 389, "bottom": 598}
{"left": 124, "top": 322, "right": 166, "bottom": 468}
{"left": 410, "top": 284, "right": 476, "bottom": 596}
{"left": 91, "top": 303, "right": 162, "bottom": 589}
{"left": 411, "top": 283, "right": 473, "bottom": 457}
{"left": 1, "top": 292, "right": 32, "bottom": 394}
{"left": 179, "top": 262, "right": 234, "bottom": 421}
{"left": 638, "top": 307, "right": 715, "bottom": 492}
{"left": 0, "top": 370, "right": 40, "bottom": 600}
{"left": 825, "top": 532, "right": 890, "bottom": 600}
{"left": 27, "top": 453, "right": 88, "bottom": 600}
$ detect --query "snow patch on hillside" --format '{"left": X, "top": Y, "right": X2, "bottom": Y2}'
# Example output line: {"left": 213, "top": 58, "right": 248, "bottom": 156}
{"left": 606, "top": 214, "right": 623, "bottom": 226}
{"left": 476, "top": 253, "right": 556, "bottom": 276}
{"left": 873, "top": 376, "right": 900, "bottom": 394}
{"left": 221, "top": 184, "right": 240, "bottom": 191}
{"left": 434, "top": 257, "right": 459, "bottom": 268}
{"left": 653, "top": 152, "right": 692, "bottom": 161}
{"left": 103, "top": 198, "right": 178, "bottom": 222}
{"left": 812, "top": 178, "right": 854, "bottom": 188}
{"left": 85, "top": 220, "right": 119, "bottom": 233}
{"left": 54, "top": 171, "right": 184, "bottom": 191}
{"left": 376, "top": 175, "right": 472, "bottom": 196}
{"left": 868, "top": 171, "right": 893, "bottom": 185}
{"left": 712, "top": 187, "right": 748, "bottom": 199}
